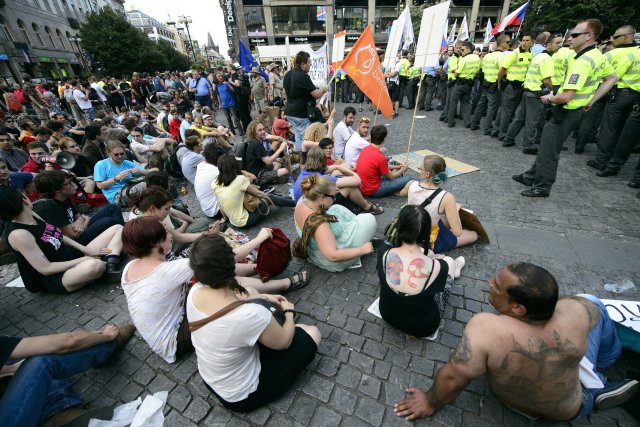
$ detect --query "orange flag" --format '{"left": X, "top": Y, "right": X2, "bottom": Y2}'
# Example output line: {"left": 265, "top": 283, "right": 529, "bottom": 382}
{"left": 341, "top": 26, "right": 393, "bottom": 118}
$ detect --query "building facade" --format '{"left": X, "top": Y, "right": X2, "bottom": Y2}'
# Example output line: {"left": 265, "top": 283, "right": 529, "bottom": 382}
{"left": 126, "top": 9, "right": 177, "bottom": 49}
{"left": 0, "top": 0, "right": 124, "bottom": 84}
{"left": 221, "top": 0, "right": 512, "bottom": 57}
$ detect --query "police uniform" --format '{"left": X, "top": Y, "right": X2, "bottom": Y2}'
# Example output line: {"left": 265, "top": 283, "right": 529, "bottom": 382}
{"left": 396, "top": 56, "right": 411, "bottom": 107}
{"left": 406, "top": 64, "right": 422, "bottom": 108}
{"left": 495, "top": 47, "right": 533, "bottom": 138}
{"left": 418, "top": 66, "right": 438, "bottom": 110}
{"left": 447, "top": 52, "right": 480, "bottom": 127}
{"left": 503, "top": 50, "right": 554, "bottom": 150}
{"left": 471, "top": 49, "right": 505, "bottom": 133}
{"left": 593, "top": 45, "right": 640, "bottom": 171}
{"left": 551, "top": 47, "right": 575, "bottom": 92}
{"left": 439, "top": 53, "right": 459, "bottom": 120}
{"left": 519, "top": 45, "right": 615, "bottom": 195}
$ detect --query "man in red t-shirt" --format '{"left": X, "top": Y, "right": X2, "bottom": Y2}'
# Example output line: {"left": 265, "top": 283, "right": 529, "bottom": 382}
{"left": 20, "top": 141, "right": 61, "bottom": 174}
{"left": 355, "top": 125, "right": 413, "bottom": 198}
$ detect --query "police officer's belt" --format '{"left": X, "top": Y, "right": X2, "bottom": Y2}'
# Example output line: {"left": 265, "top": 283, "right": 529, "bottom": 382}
{"left": 456, "top": 78, "right": 474, "bottom": 86}
{"left": 508, "top": 80, "right": 524, "bottom": 89}
{"left": 524, "top": 89, "right": 543, "bottom": 97}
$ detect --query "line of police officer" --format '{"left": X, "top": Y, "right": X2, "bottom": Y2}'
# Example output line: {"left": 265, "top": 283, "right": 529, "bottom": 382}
{"left": 424, "top": 19, "right": 639, "bottom": 198}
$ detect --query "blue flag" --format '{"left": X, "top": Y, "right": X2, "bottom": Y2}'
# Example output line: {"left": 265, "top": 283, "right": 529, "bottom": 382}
{"left": 238, "top": 41, "right": 269, "bottom": 80}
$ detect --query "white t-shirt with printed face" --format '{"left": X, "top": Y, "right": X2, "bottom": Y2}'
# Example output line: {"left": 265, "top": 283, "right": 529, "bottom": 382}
{"left": 187, "top": 284, "right": 272, "bottom": 402}
{"left": 194, "top": 162, "right": 220, "bottom": 218}
{"left": 121, "top": 258, "right": 193, "bottom": 363}
{"left": 343, "top": 131, "right": 370, "bottom": 167}
{"left": 332, "top": 120, "right": 354, "bottom": 160}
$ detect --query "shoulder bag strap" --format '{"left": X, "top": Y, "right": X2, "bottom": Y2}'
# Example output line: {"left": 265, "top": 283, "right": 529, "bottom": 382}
{"left": 418, "top": 187, "right": 443, "bottom": 209}
{"left": 299, "top": 212, "right": 337, "bottom": 249}
{"left": 188, "top": 300, "right": 247, "bottom": 332}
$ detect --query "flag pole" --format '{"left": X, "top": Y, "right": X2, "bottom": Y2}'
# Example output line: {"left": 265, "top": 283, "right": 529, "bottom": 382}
{"left": 406, "top": 13, "right": 436, "bottom": 159}
{"left": 515, "top": 15, "right": 525, "bottom": 38}
{"left": 373, "top": 87, "right": 383, "bottom": 125}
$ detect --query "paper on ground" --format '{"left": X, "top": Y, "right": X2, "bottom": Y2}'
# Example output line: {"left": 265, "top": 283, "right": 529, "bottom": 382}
{"left": 89, "top": 391, "right": 168, "bottom": 427}
{"left": 414, "top": 115, "right": 426, "bottom": 118}
{"left": 5, "top": 277, "right": 24, "bottom": 288}
{"left": 367, "top": 297, "right": 382, "bottom": 318}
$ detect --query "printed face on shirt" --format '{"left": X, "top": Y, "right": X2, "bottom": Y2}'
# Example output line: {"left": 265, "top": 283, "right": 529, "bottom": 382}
{"left": 28, "top": 147, "right": 47, "bottom": 163}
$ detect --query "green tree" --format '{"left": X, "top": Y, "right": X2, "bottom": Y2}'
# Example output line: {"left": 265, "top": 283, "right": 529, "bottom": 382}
{"left": 156, "top": 40, "right": 190, "bottom": 71}
{"left": 510, "top": 0, "right": 640, "bottom": 39}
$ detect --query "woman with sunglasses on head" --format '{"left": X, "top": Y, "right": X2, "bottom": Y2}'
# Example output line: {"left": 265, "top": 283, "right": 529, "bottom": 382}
{"left": 294, "top": 175, "right": 378, "bottom": 272}
{"left": 187, "top": 234, "right": 320, "bottom": 412}
{"left": 0, "top": 185, "right": 124, "bottom": 294}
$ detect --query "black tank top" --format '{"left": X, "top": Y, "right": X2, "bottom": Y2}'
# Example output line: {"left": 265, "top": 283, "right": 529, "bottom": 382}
{"left": 6, "top": 218, "right": 79, "bottom": 292}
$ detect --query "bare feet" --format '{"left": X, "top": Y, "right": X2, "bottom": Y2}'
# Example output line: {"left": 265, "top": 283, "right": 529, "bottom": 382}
{"left": 394, "top": 388, "right": 434, "bottom": 420}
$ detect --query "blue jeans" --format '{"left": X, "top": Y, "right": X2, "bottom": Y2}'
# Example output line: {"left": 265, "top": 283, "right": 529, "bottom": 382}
{"left": 287, "top": 116, "right": 310, "bottom": 152}
{"left": 195, "top": 95, "right": 213, "bottom": 110}
{"left": 0, "top": 341, "right": 115, "bottom": 426}
{"left": 574, "top": 294, "right": 622, "bottom": 419}
{"left": 371, "top": 175, "right": 413, "bottom": 198}
{"left": 77, "top": 203, "right": 125, "bottom": 246}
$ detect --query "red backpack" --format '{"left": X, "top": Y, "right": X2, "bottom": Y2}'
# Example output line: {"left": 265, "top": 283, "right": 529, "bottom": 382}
{"left": 255, "top": 228, "right": 291, "bottom": 282}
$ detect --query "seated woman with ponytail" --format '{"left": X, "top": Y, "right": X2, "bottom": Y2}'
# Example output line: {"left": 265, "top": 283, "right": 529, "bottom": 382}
{"left": 294, "top": 175, "right": 377, "bottom": 272}
{"left": 187, "top": 235, "right": 320, "bottom": 412}
{"left": 128, "top": 186, "right": 211, "bottom": 254}
{"left": 405, "top": 155, "right": 478, "bottom": 253}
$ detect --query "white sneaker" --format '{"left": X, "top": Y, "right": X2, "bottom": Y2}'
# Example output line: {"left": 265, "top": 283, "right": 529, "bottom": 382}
{"left": 454, "top": 256, "right": 465, "bottom": 279}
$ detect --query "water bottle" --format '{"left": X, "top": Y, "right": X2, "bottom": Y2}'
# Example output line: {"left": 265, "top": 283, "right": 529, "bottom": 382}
{"left": 604, "top": 279, "right": 636, "bottom": 294}
{"left": 180, "top": 185, "right": 188, "bottom": 195}
{"left": 287, "top": 175, "right": 294, "bottom": 186}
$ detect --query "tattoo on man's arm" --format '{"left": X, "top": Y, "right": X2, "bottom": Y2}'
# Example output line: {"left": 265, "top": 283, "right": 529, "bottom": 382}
{"left": 450, "top": 331, "right": 472, "bottom": 364}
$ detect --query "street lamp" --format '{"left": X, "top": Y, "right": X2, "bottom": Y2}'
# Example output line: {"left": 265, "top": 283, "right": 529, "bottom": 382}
{"left": 69, "top": 35, "right": 86, "bottom": 72}
{"left": 178, "top": 15, "right": 197, "bottom": 63}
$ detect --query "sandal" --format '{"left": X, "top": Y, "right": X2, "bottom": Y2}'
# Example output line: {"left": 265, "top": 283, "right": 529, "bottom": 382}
{"left": 284, "top": 270, "right": 310, "bottom": 294}
{"left": 362, "top": 202, "right": 384, "bottom": 215}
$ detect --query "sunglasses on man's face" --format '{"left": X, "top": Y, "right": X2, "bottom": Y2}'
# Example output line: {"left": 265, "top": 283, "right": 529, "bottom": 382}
{"left": 570, "top": 32, "right": 590, "bottom": 38}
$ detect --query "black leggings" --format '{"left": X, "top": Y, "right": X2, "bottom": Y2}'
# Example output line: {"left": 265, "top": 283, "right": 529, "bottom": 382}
{"left": 209, "top": 327, "right": 317, "bottom": 412}
{"left": 242, "top": 194, "right": 295, "bottom": 228}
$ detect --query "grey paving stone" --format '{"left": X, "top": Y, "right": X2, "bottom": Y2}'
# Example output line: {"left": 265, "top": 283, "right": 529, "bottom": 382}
{"left": 358, "top": 374, "right": 382, "bottom": 399}
{"left": 329, "top": 386, "right": 358, "bottom": 415}
{"left": 202, "top": 406, "right": 233, "bottom": 427}
{"left": 309, "top": 407, "right": 342, "bottom": 427}
{"left": 355, "top": 396, "right": 386, "bottom": 426}
{"left": 168, "top": 385, "right": 193, "bottom": 412}
{"left": 245, "top": 407, "right": 272, "bottom": 425}
{"left": 289, "top": 395, "right": 318, "bottom": 424}
{"left": 335, "top": 364, "right": 362, "bottom": 389}
{"left": 183, "top": 397, "right": 210, "bottom": 422}
{"left": 304, "top": 374, "right": 334, "bottom": 403}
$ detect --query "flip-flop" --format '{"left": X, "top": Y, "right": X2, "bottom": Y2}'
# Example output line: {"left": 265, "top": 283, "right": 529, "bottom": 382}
{"left": 284, "top": 270, "right": 310, "bottom": 294}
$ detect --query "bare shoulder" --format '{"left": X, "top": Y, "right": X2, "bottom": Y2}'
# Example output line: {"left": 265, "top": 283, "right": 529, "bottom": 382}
{"left": 559, "top": 296, "right": 601, "bottom": 329}
{"left": 7, "top": 228, "right": 34, "bottom": 246}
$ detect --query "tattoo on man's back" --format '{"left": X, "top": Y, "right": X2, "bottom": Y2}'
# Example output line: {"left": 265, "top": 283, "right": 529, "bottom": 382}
{"left": 451, "top": 331, "right": 472, "bottom": 364}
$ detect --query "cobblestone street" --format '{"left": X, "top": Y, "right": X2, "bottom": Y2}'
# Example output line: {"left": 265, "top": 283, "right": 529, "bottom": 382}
{"left": 2, "top": 103, "right": 640, "bottom": 426}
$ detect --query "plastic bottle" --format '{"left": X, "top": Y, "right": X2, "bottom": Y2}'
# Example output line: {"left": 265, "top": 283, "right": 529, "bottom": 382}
{"left": 604, "top": 279, "right": 636, "bottom": 294}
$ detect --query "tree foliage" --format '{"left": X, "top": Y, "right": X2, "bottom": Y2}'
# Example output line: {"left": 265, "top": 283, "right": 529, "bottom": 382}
{"left": 79, "top": 7, "right": 191, "bottom": 76}
{"left": 511, "top": 0, "right": 640, "bottom": 39}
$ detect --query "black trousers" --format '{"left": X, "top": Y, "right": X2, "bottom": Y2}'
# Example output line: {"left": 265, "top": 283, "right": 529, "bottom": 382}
{"left": 418, "top": 77, "right": 437, "bottom": 110}
{"left": 447, "top": 82, "right": 473, "bottom": 126}
{"left": 594, "top": 89, "right": 640, "bottom": 168}
{"left": 608, "top": 102, "right": 640, "bottom": 174}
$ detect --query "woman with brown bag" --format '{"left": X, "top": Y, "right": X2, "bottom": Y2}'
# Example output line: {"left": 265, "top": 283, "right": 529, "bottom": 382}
{"left": 213, "top": 155, "right": 295, "bottom": 228}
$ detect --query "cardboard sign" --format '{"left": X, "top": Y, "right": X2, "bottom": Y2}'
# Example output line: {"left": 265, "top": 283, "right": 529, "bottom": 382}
{"left": 602, "top": 299, "right": 640, "bottom": 332}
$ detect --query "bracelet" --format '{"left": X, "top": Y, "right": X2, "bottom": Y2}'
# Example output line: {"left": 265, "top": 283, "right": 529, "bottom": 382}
{"left": 114, "top": 176, "right": 119, "bottom": 182}
{"left": 283, "top": 309, "right": 296, "bottom": 316}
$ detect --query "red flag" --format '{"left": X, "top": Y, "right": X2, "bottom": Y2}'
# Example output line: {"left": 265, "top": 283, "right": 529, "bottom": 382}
{"left": 341, "top": 26, "right": 393, "bottom": 118}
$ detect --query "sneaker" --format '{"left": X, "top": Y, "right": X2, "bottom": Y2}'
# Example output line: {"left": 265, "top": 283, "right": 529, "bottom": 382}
{"left": 262, "top": 186, "right": 275, "bottom": 194}
{"left": 454, "top": 256, "right": 465, "bottom": 279}
{"left": 595, "top": 379, "right": 640, "bottom": 410}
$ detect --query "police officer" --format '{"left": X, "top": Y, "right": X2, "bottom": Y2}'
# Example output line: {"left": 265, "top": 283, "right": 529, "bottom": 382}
{"left": 503, "top": 34, "right": 562, "bottom": 153}
{"left": 418, "top": 63, "right": 439, "bottom": 111}
{"left": 440, "top": 42, "right": 462, "bottom": 121}
{"left": 588, "top": 25, "right": 640, "bottom": 175}
{"left": 495, "top": 33, "right": 534, "bottom": 139}
{"left": 470, "top": 34, "right": 511, "bottom": 133}
{"left": 396, "top": 50, "right": 411, "bottom": 108}
{"left": 551, "top": 42, "right": 575, "bottom": 93}
{"left": 406, "top": 55, "right": 421, "bottom": 109}
{"left": 447, "top": 41, "right": 480, "bottom": 127}
{"left": 513, "top": 19, "right": 618, "bottom": 198}
{"left": 619, "top": 105, "right": 640, "bottom": 192}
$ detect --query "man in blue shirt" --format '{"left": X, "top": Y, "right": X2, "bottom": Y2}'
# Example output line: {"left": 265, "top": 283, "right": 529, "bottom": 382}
{"left": 418, "top": 65, "right": 439, "bottom": 111}
{"left": 0, "top": 159, "right": 34, "bottom": 192}
{"left": 94, "top": 141, "right": 158, "bottom": 206}
{"left": 188, "top": 70, "right": 214, "bottom": 109}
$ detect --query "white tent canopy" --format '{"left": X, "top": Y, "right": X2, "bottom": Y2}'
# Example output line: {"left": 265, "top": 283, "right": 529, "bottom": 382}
{"left": 256, "top": 44, "right": 313, "bottom": 63}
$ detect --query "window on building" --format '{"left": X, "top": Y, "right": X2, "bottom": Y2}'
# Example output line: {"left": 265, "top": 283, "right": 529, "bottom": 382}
{"left": 375, "top": 7, "right": 398, "bottom": 34}
{"left": 56, "top": 29, "right": 67, "bottom": 49}
{"left": 43, "top": 0, "right": 53, "bottom": 13}
{"left": 244, "top": 6, "right": 266, "bottom": 36}
{"left": 335, "top": 7, "right": 368, "bottom": 33}
{"left": 32, "top": 23, "right": 46, "bottom": 46}
{"left": 44, "top": 26, "right": 57, "bottom": 48}
{"left": 271, "top": 6, "right": 325, "bottom": 35}
{"left": 0, "top": 17, "right": 16, "bottom": 42}
{"left": 17, "top": 20, "right": 32, "bottom": 44}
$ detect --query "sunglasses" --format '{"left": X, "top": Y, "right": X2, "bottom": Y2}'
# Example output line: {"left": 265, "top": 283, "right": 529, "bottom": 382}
{"left": 112, "top": 152, "right": 125, "bottom": 157}
{"left": 570, "top": 32, "right": 591, "bottom": 38}
{"left": 613, "top": 33, "right": 632, "bottom": 40}
{"left": 323, "top": 193, "right": 336, "bottom": 200}
{"left": 359, "top": 118, "right": 371, "bottom": 123}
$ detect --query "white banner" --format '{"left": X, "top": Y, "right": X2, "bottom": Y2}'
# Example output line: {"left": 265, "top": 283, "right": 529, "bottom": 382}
{"left": 382, "top": 14, "right": 406, "bottom": 70}
{"left": 602, "top": 299, "right": 640, "bottom": 333}
{"left": 401, "top": 6, "right": 415, "bottom": 50}
{"left": 447, "top": 19, "right": 457, "bottom": 45}
{"left": 484, "top": 19, "right": 494, "bottom": 45}
{"left": 332, "top": 31, "right": 346, "bottom": 68}
{"left": 309, "top": 43, "right": 328, "bottom": 87}
{"left": 414, "top": 1, "right": 451, "bottom": 69}
{"left": 458, "top": 13, "right": 469, "bottom": 41}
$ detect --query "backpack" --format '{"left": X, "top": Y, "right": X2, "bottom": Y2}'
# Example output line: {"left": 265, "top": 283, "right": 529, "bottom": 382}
{"left": 5, "top": 93, "right": 22, "bottom": 113}
{"left": 88, "top": 87, "right": 100, "bottom": 102}
{"left": 254, "top": 228, "right": 291, "bottom": 282}
{"left": 64, "top": 87, "right": 76, "bottom": 104}
{"left": 384, "top": 188, "right": 443, "bottom": 248}
{"left": 165, "top": 144, "right": 185, "bottom": 179}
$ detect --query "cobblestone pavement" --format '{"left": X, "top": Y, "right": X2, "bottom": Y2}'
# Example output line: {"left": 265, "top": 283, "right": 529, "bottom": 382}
{"left": 2, "top": 102, "right": 640, "bottom": 426}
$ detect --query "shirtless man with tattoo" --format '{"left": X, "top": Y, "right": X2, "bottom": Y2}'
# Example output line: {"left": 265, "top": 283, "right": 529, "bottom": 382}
{"left": 394, "top": 263, "right": 639, "bottom": 421}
